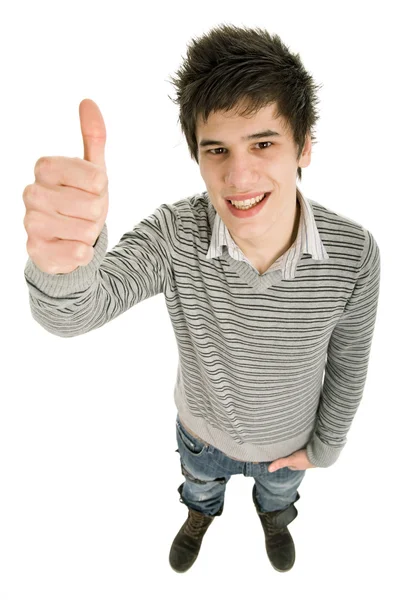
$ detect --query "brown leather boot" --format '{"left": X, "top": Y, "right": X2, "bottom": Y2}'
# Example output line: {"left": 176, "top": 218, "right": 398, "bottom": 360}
{"left": 169, "top": 484, "right": 223, "bottom": 573}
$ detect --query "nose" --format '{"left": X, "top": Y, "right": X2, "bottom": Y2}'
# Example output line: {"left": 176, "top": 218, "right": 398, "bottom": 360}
{"left": 224, "top": 153, "right": 259, "bottom": 189}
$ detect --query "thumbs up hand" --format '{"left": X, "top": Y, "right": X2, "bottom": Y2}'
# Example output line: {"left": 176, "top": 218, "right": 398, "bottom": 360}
{"left": 22, "top": 99, "right": 109, "bottom": 274}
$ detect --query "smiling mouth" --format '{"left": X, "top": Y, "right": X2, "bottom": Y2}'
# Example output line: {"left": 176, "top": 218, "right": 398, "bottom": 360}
{"left": 225, "top": 192, "right": 270, "bottom": 206}
{"left": 225, "top": 192, "right": 271, "bottom": 212}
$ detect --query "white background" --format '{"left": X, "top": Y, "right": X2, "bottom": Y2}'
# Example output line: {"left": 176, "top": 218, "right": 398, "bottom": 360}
{"left": 1, "top": 0, "right": 417, "bottom": 598}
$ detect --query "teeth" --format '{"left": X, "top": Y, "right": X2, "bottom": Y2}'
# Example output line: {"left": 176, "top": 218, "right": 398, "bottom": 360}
{"left": 230, "top": 193, "right": 265, "bottom": 209}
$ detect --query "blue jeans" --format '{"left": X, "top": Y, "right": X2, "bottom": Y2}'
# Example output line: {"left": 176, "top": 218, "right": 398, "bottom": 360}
{"left": 175, "top": 414, "right": 305, "bottom": 520}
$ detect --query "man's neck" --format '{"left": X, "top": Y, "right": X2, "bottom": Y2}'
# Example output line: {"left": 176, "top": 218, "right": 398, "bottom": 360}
{"left": 229, "top": 197, "right": 301, "bottom": 275}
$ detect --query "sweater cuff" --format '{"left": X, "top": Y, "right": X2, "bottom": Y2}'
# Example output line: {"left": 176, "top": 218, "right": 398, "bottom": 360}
{"left": 23, "top": 222, "right": 108, "bottom": 299}
{"left": 305, "top": 431, "right": 344, "bottom": 468}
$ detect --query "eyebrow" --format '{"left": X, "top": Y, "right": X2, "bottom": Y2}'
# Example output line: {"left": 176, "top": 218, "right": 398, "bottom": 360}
{"left": 198, "top": 129, "right": 282, "bottom": 148}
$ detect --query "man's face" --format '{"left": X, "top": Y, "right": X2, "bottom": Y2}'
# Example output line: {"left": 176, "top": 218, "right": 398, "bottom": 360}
{"left": 196, "top": 102, "right": 311, "bottom": 248}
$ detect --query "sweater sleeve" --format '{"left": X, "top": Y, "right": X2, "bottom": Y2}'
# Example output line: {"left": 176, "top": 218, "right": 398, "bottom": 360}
{"left": 305, "top": 227, "right": 381, "bottom": 468}
{"left": 23, "top": 204, "right": 175, "bottom": 337}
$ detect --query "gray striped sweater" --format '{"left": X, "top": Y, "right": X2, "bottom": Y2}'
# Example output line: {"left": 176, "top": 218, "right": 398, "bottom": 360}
{"left": 24, "top": 187, "right": 380, "bottom": 468}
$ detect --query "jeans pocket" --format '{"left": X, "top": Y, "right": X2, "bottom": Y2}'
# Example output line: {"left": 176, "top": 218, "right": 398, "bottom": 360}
{"left": 176, "top": 419, "right": 208, "bottom": 457}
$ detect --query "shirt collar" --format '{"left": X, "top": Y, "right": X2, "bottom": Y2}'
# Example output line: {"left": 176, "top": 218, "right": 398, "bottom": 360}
{"left": 204, "top": 186, "right": 329, "bottom": 279}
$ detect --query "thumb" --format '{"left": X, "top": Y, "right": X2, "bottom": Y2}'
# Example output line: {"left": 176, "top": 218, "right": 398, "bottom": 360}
{"left": 79, "top": 98, "right": 107, "bottom": 169}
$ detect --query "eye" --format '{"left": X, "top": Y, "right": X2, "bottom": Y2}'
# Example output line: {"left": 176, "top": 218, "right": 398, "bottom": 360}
{"left": 208, "top": 148, "right": 226, "bottom": 155}
{"left": 207, "top": 141, "right": 273, "bottom": 155}
{"left": 256, "top": 141, "right": 272, "bottom": 150}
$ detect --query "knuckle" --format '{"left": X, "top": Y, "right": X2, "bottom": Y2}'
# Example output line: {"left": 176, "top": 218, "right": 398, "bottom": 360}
{"left": 26, "top": 237, "right": 38, "bottom": 255}
{"left": 89, "top": 199, "right": 103, "bottom": 220}
{"left": 34, "top": 156, "right": 51, "bottom": 177}
{"left": 74, "top": 243, "right": 87, "bottom": 260}
{"left": 24, "top": 182, "right": 42, "bottom": 207}
{"left": 23, "top": 213, "right": 35, "bottom": 234}
{"left": 91, "top": 168, "right": 108, "bottom": 194}
{"left": 84, "top": 221, "right": 100, "bottom": 245}
{"left": 22, "top": 183, "right": 34, "bottom": 204}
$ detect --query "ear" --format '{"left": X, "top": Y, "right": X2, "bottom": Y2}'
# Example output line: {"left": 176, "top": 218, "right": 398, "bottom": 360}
{"left": 298, "top": 133, "right": 312, "bottom": 168}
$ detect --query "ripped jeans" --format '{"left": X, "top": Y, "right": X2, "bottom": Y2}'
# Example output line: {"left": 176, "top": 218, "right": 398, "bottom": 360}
{"left": 175, "top": 414, "right": 305, "bottom": 520}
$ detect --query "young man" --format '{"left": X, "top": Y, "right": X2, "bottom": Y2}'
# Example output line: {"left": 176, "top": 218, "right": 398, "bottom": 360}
{"left": 24, "top": 24, "right": 380, "bottom": 573}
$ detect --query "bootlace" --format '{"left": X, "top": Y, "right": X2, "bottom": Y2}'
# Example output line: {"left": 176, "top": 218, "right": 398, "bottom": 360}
{"left": 184, "top": 511, "right": 212, "bottom": 537}
{"left": 263, "top": 514, "right": 287, "bottom": 537}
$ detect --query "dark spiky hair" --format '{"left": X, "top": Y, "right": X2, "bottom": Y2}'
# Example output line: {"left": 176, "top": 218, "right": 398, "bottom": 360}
{"left": 168, "top": 23, "right": 323, "bottom": 181}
